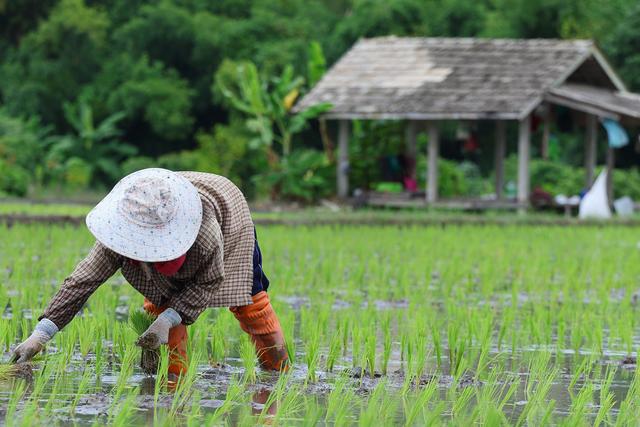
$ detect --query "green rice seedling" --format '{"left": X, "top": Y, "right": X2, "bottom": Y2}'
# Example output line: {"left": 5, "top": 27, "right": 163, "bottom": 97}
{"left": 342, "top": 316, "right": 351, "bottom": 357}
{"left": 77, "top": 317, "right": 96, "bottom": 358}
{"left": 94, "top": 332, "right": 104, "bottom": 378}
{"left": 4, "top": 380, "right": 27, "bottom": 426}
{"left": 450, "top": 385, "right": 475, "bottom": 420}
{"left": 0, "top": 362, "right": 33, "bottom": 382}
{"left": 402, "top": 378, "right": 438, "bottom": 426}
{"left": 516, "top": 356, "right": 558, "bottom": 426}
{"left": 359, "top": 379, "right": 398, "bottom": 426}
{"left": 568, "top": 355, "right": 596, "bottom": 394}
{"left": 206, "top": 375, "right": 245, "bottom": 425}
{"left": 381, "top": 313, "right": 392, "bottom": 375}
{"left": 185, "top": 390, "right": 202, "bottom": 427}
{"left": 110, "top": 343, "right": 137, "bottom": 413}
{"left": 305, "top": 331, "right": 320, "bottom": 383}
{"left": 239, "top": 334, "right": 257, "bottom": 383}
{"left": 299, "top": 396, "right": 323, "bottom": 427}
{"left": 209, "top": 323, "right": 225, "bottom": 363}
{"left": 70, "top": 366, "right": 93, "bottom": 415}
{"left": 260, "top": 372, "right": 305, "bottom": 424}
{"left": 351, "top": 325, "right": 363, "bottom": 370}
{"left": 430, "top": 323, "right": 442, "bottom": 370}
{"left": 325, "top": 373, "right": 355, "bottom": 425}
{"left": 615, "top": 364, "right": 640, "bottom": 426}
{"left": 562, "top": 381, "right": 594, "bottom": 426}
{"left": 407, "top": 333, "right": 429, "bottom": 384}
{"left": 364, "top": 325, "right": 377, "bottom": 377}
{"left": 111, "top": 390, "right": 140, "bottom": 427}
{"left": 169, "top": 350, "right": 203, "bottom": 419}
{"left": 326, "top": 329, "right": 343, "bottom": 372}
{"left": 129, "top": 309, "right": 159, "bottom": 375}
{"left": 447, "top": 323, "right": 467, "bottom": 378}
{"left": 593, "top": 367, "right": 616, "bottom": 426}
{"left": 401, "top": 329, "right": 410, "bottom": 364}
{"left": 281, "top": 308, "right": 296, "bottom": 364}
{"left": 472, "top": 370, "right": 520, "bottom": 423}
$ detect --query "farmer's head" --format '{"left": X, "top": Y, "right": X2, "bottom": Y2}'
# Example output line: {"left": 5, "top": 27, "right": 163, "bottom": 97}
{"left": 86, "top": 168, "right": 203, "bottom": 262}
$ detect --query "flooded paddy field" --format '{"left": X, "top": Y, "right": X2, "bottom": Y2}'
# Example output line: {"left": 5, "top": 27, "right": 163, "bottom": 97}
{"left": 2, "top": 224, "right": 640, "bottom": 425}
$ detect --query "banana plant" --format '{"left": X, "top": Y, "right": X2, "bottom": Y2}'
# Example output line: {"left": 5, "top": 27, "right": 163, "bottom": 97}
{"left": 214, "top": 60, "right": 331, "bottom": 163}
{"left": 46, "top": 101, "right": 136, "bottom": 186}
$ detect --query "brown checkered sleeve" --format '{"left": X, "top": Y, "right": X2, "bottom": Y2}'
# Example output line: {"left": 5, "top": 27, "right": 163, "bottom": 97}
{"left": 168, "top": 237, "right": 225, "bottom": 325}
{"left": 40, "top": 242, "right": 122, "bottom": 329}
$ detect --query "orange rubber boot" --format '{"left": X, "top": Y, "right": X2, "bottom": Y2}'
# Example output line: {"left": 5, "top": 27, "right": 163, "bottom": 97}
{"left": 230, "top": 291, "right": 289, "bottom": 371}
{"left": 143, "top": 299, "right": 188, "bottom": 377}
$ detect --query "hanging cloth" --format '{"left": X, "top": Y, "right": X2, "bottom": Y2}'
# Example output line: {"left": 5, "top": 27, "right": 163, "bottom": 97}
{"left": 601, "top": 119, "right": 629, "bottom": 148}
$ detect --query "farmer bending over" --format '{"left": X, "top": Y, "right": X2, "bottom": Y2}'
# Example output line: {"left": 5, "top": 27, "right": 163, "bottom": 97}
{"left": 12, "top": 168, "right": 289, "bottom": 377}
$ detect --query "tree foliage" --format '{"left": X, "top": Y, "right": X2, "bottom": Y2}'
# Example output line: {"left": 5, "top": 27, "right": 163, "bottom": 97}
{"left": 0, "top": 0, "right": 638, "bottom": 199}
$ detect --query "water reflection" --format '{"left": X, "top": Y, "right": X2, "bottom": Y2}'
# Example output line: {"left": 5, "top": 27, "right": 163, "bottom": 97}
{"left": 252, "top": 387, "right": 277, "bottom": 419}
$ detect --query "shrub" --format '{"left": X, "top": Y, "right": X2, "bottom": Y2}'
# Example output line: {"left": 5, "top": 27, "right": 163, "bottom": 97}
{"left": 121, "top": 156, "right": 157, "bottom": 175}
{"left": 0, "top": 159, "right": 30, "bottom": 196}
{"left": 64, "top": 157, "right": 92, "bottom": 190}
{"left": 613, "top": 168, "right": 640, "bottom": 200}
{"left": 260, "top": 149, "right": 333, "bottom": 202}
{"left": 418, "top": 157, "right": 468, "bottom": 197}
{"left": 157, "top": 150, "right": 200, "bottom": 171}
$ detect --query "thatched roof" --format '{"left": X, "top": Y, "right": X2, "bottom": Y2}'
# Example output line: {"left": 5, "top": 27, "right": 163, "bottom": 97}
{"left": 295, "top": 37, "right": 627, "bottom": 120}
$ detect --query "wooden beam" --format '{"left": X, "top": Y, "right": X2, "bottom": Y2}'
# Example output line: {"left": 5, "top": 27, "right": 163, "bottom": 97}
{"left": 544, "top": 94, "right": 620, "bottom": 121}
{"left": 405, "top": 121, "right": 418, "bottom": 181}
{"left": 426, "top": 122, "right": 440, "bottom": 203}
{"left": 337, "top": 120, "right": 350, "bottom": 198}
{"left": 585, "top": 113, "right": 597, "bottom": 188}
{"left": 517, "top": 116, "right": 531, "bottom": 205}
{"left": 495, "top": 120, "right": 506, "bottom": 199}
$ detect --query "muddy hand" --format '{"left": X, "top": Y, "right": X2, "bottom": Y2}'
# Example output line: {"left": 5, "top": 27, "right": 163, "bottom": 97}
{"left": 136, "top": 308, "right": 182, "bottom": 350}
{"left": 11, "top": 337, "right": 44, "bottom": 364}
{"left": 11, "top": 319, "right": 58, "bottom": 364}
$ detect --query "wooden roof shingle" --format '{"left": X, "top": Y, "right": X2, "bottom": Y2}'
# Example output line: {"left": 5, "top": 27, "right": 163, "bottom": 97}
{"left": 295, "top": 37, "right": 608, "bottom": 120}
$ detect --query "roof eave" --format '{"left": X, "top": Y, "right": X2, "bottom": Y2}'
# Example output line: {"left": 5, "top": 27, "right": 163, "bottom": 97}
{"left": 321, "top": 112, "right": 523, "bottom": 121}
{"left": 543, "top": 93, "right": 621, "bottom": 120}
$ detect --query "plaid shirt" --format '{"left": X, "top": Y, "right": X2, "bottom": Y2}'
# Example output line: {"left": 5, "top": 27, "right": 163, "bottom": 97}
{"left": 40, "top": 172, "right": 255, "bottom": 329}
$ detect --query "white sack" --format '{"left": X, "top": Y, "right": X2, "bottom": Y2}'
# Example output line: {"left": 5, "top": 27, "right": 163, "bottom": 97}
{"left": 579, "top": 170, "right": 612, "bottom": 219}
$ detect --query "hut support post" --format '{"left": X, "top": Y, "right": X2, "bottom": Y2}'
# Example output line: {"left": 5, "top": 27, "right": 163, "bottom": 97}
{"left": 495, "top": 120, "right": 506, "bottom": 199}
{"left": 517, "top": 115, "right": 531, "bottom": 207}
{"left": 405, "top": 120, "right": 417, "bottom": 181}
{"left": 606, "top": 146, "right": 615, "bottom": 203}
{"left": 337, "top": 120, "right": 350, "bottom": 198}
{"left": 426, "top": 122, "right": 439, "bottom": 203}
{"left": 585, "top": 113, "right": 597, "bottom": 188}
{"left": 541, "top": 104, "right": 550, "bottom": 160}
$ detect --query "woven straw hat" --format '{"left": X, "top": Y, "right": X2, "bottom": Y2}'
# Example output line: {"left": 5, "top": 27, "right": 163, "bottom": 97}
{"left": 86, "top": 168, "right": 203, "bottom": 262}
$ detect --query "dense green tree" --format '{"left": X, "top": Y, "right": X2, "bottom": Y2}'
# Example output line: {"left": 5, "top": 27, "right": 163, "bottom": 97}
{"left": 604, "top": 3, "right": 640, "bottom": 92}
{"left": 1, "top": 0, "right": 108, "bottom": 128}
{"left": 0, "top": 0, "right": 639, "bottom": 197}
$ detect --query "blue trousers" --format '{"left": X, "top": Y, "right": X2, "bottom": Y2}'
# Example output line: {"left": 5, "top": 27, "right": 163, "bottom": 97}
{"left": 251, "top": 231, "right": 270, "bottom": 296}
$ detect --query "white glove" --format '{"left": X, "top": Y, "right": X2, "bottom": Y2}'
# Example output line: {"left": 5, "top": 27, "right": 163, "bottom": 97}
{"left": 12, "top": 318, "right": 58, "bottom": 363}
{"left": 136, "top": 308, "right": 182, "bottom": 349}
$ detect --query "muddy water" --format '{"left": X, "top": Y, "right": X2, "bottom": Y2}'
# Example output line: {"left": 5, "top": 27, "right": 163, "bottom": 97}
{"left": 1, "top": 302, "right": 638, "bottom": 425}
{"left": 0, "top": 349, "right": 634, "bottom": 425}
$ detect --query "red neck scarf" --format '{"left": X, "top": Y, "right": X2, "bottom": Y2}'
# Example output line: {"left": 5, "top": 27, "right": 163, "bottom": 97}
{"left": 154, "top": 254, "right": 187, "bottom": 276}
{"left": 129, "top": 254, "right": 187, "bottom": 276}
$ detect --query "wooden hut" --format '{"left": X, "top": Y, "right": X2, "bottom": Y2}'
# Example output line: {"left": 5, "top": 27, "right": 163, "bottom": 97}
{"left": 294, "top": 37, "right": 640, "bottom": 208}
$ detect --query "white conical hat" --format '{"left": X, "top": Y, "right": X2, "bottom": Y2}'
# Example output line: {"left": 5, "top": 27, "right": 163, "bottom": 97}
{"left": 86, "top": 168, "right": 203, "bottom": 262}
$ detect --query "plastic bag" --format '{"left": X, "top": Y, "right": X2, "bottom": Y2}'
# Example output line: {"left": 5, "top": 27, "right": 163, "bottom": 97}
{"left": 614, "top": 196, "right": 634, "bottom": 217}
{"left": 579, "top": 170, "right": 611, "bottom": 219}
